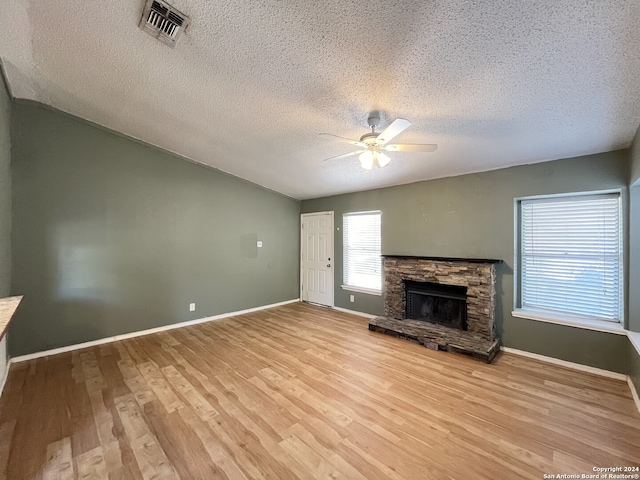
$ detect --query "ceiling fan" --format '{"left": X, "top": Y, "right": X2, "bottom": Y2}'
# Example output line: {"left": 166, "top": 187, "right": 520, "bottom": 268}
{"left": 320, "top": 114, "right": 437, "bottom": 170}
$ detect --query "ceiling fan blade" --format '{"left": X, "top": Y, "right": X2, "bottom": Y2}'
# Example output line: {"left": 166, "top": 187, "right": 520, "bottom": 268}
{"left": 319, "top": 133, "right": 365, "bottom": 147}
{"left": 383, "top": 143, "right": 438, "bottom": 153}
{"left": 323, "top": 150, "right": 365, "bottom": 161}
{"left": 376, "top": 118, "right": 412, "bottom": 146}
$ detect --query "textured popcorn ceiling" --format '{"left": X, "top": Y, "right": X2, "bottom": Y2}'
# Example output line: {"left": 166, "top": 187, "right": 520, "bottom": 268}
{"left": 1, "top": 0, "right": 639, "bottom": 199}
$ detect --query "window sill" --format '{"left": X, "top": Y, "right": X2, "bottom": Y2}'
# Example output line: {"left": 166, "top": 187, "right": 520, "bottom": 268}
{"left": 628, "top": 331, "right": 640, "bottom": 356}
{"left": 341, "top": 285, "right": 382, "bottom": 296}
{"left": 511, "top": 309, "right": 626, "bottom": 335}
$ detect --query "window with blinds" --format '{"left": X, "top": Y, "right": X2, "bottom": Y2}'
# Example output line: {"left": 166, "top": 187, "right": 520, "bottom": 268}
{"left": 519, "top": 193, "right": 622, "bottom": 323}
{"left": 343, "top": 211, "right": 382, "bottom": 292}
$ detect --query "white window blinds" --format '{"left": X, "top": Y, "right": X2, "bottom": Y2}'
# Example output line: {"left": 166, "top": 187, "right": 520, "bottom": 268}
{"left": 520, "top": 194, "right": 622, "bottom": 322}
{"left": 343, "top": 211, "right": 382, "bottom": 291}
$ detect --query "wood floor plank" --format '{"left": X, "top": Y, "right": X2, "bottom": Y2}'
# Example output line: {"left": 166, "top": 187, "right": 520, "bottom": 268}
{"left": 43, "top": 437, "right": 74, "bottom": 480}
{"left": 0, "top": 419, "right": 15, "bottom": 480}
{"left": 177, "top": 406, "right": 247, "bottom": 480}
{"left": 66, "top": 380, "right": 100, "bottom": 459}
{"left": 75, "top": 446, "right": 108, "bottom": 480}
{"left": 81, "top": 351, "right": 107, "bottom": 393}
{"left": 142, "top": 401, "right": 221, "bottom": 479}
{"left": 135, "top": 362, "right": 184, "bottom": 414}
{"left": 161, "top": 365, "right": 219, "bottom": 422}
{"left": 118, "top": 359, "right": 155, "bottom": 407}
{"left": 0, "top": 302, "right": 638, "bottom": 479}
{"left": 87, "top": 389, "right": 122, "bottom": 470}
{"left": 6, "top": 358, "right": 50, "bottom": 479}
{"left": 114, "top": 394, "right": 178, "bottom": 480}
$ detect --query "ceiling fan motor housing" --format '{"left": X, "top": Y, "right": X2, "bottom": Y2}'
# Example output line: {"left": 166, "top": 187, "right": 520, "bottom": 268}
{"left": 367, "top": 115, "right": 381, "bottom": 129}
{"left": 361, "top": 114, "right": 382, "bottom": 144}
{"left": 360, "top": 132, "right": 381, "bottom": 144}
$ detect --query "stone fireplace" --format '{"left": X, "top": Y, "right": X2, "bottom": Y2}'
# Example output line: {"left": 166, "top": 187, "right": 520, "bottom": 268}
{"left": 368, "top": 255, "right": 501, "bottom": 362}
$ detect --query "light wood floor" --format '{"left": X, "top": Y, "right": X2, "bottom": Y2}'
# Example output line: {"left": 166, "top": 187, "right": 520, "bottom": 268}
{"left": 0, "top": 302, "right": 639, "bottom": 479}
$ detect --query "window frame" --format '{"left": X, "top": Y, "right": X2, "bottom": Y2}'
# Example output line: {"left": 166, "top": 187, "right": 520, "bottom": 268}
{"left": 513, "top": 190, "right": 624, "bottom": 332}
{"left": 341, "top": 210, "right": 382, "bottom": 296}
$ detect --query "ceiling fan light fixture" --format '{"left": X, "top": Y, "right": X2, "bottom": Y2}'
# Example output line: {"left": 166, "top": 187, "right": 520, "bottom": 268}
{"left": 359, "top": 150, "right": 390, "bottom": 170}
{"left": 359, "top": 150, "right": 374, "bottom": 170}
{"left": 376, "top": 152, "right": 391, "bottom": 168}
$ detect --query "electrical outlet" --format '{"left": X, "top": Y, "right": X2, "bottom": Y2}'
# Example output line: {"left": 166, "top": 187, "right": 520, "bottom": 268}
{"left": 189, "top": 303, "right": 195, "bottom": 312}
{"left": 257, "top": 241, "right": 263, "bottom": 247}
{"left": 350, "top": 295, "right": 355, "bottom": 303}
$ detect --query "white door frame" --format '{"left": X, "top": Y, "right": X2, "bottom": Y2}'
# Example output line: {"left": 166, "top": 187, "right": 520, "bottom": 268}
{"left": 300, "top": 211, "right": 334, "bottom": 307}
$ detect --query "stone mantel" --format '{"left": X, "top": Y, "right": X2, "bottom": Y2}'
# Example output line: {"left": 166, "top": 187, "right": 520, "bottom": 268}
{"left": 382, "top": 255, "right": 503, "bottom": 264}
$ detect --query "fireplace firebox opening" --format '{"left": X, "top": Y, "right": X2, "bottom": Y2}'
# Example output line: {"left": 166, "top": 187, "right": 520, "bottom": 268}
{"left": 404, "top": 281, "right": 467, "bottom": 330}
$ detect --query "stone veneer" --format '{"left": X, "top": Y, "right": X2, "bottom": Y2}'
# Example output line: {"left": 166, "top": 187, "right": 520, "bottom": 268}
{"left": 369, "top": 256, "right": 501, "bottom": 362}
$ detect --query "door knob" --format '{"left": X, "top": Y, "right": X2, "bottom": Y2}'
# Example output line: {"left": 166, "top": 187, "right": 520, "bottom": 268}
{"left": 327, "top": 264, "right": 331, "bottom": 268}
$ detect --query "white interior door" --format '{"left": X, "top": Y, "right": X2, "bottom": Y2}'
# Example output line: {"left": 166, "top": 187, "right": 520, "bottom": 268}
{"left": 301, "top": 212, "right": 334, "bottom": 307}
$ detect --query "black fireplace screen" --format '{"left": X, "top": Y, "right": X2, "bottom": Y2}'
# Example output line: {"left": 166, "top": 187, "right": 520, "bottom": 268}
{"left": 404, "top": 281, "right": 468, "bottom": 330}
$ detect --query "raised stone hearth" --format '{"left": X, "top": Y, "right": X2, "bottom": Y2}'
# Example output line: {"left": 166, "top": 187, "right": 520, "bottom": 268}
{"left": 368, "top": 256, "right": 501, "bottom": 363}
{"left": 369, "top": 317, "right": 500, "bottom": 362}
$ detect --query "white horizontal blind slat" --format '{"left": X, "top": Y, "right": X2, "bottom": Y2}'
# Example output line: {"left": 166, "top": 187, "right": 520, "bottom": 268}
{"left": 343, "top": 212, "right": 381, "bottom": 291}
{"left": 520, "top": 194, "right": 621, "bottom": 322}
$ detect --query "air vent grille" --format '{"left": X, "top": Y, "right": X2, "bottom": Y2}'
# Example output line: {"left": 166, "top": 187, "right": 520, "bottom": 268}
{"left": 139, "top": 0, "right": 190, "bottom": 47}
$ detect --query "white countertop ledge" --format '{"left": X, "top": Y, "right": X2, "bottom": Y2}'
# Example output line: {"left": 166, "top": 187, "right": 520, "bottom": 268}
{"left": 0, "top": 296, "right": 23, "bottom": 340}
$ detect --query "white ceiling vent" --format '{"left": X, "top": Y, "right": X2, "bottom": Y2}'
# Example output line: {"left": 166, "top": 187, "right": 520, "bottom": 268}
{"left": 139, "top": 0, "right": 190, "bottom": 47}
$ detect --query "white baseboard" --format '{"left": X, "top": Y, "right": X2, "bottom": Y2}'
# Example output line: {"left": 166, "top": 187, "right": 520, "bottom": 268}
{"left": 10, "top": 299, "right": 300, "bottom": 364}
{"left": 0, "top": 366, "right": 8, "bottom": 400}
{"left": 500, "top": 346, "right": 627, "bottom": 381}
{"left": 0, "top": 337, "right": 9, "bottom": 399}
{"left": 331, "top": 306, "right": 377, "bottom": 319}
{"left": 627, "top": 377, "right": 640, "bottom": 415}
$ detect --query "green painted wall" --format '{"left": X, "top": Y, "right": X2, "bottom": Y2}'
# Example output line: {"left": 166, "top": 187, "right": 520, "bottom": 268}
{"left": 0, "top": 70, "right": 10, "bottom": 298}
{"left": 301, "top": 151, "right": 632, "bottom": 373}
{"left": 629, "top": 124, "right": 640, "bottom": 400}
{"left": 631, "top": 337, "right": 640, "bottom": 396}
{"left": 10, "top": 101, "right": 300, "bottom": 356}
{"left": 630, "top": 343, "right": 640, "bottom": 401}
{"left": 0, "top": 69, "right": 12, "bottom": 372}
{"left": 631, "top": 124, "right": 640, "bottom": 186}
